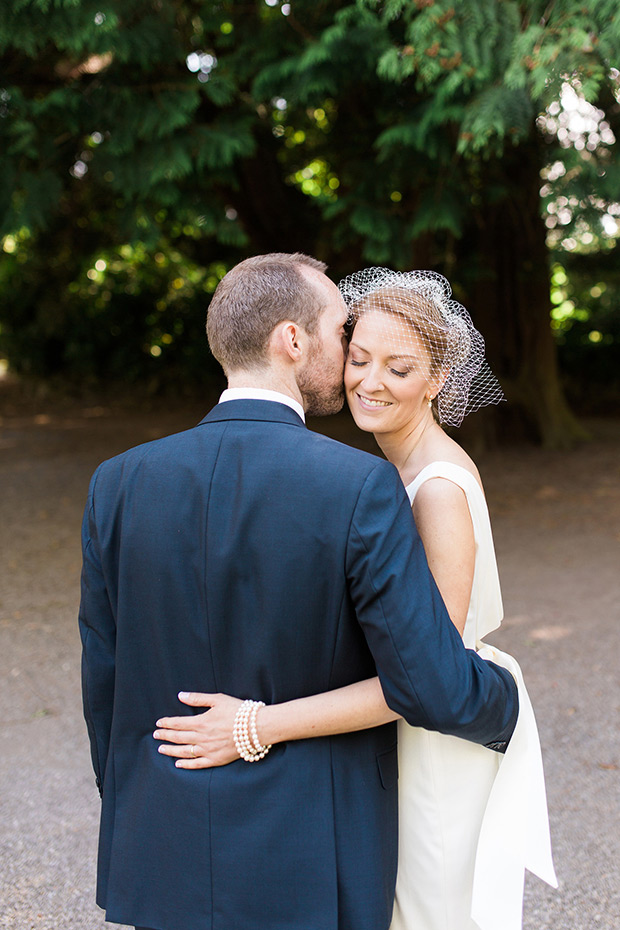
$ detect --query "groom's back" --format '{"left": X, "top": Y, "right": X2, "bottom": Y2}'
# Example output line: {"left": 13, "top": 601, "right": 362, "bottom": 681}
{"left": 102, "top": 404, "right": 380, "bottom": 706}
{"left": 201, "top": 409, "right": 380, "bottom": 700}
{"left": 88, "top": 400, "right": 400, "bottom": 930}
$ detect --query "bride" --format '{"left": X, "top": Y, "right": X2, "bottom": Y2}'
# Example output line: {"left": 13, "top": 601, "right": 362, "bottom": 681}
{"left": 154, "top": 268, "right": 557, "bottom": 930}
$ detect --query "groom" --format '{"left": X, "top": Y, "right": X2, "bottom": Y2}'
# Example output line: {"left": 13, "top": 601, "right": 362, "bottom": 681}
{"left": 80, "top": 252, "right": 518, "bottom": 930}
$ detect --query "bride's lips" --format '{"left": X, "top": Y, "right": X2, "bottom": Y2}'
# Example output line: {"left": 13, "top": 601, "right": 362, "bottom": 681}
{"left": 355, "top": 393, "right": 392, "bottom": 411}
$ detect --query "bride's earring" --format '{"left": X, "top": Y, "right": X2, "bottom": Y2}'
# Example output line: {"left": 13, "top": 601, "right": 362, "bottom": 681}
{"left": 427, "top": 395, "right": 434, "bottom": 407}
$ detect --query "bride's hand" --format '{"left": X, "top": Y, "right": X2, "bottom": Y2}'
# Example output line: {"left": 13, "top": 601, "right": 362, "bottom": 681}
{"left": 153, "top": 692, "right": 243, "bottom": 768}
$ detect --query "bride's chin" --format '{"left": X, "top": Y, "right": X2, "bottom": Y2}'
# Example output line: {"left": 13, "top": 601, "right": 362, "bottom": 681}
{"left": 346, "top": 399, "right": 378, "bottom": 433}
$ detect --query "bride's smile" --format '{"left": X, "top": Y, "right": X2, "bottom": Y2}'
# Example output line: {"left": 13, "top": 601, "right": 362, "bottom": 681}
{"left": 355, "top": 394, "right": 393, "bottom": 409}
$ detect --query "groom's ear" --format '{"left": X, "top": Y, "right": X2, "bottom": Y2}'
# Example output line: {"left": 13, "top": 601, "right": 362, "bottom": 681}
{"left": 270, "top": 320, "right": 305, "bottom": 362}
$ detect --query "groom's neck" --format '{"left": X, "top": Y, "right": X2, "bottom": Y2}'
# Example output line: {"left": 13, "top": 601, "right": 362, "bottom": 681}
{"left": 227, "top": 369, "right": 304, "bottom": 409}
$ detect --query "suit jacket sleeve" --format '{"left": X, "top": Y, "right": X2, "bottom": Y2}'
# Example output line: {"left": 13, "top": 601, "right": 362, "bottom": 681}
{"left": 78, "top": 467, "right": 116, "bottom": 795}
{"left": 346, "top": 460, "right": 518, "bottom": 748}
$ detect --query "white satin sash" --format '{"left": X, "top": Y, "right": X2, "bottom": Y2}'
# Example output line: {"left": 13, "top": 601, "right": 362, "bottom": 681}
{"left": 472, "top": 644, "right": 558, "bottom": 930}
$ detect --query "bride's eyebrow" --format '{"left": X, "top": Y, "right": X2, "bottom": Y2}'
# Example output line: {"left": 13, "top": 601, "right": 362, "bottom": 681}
{"left": 349, "top": 344, "right": 421, "bottom": 363}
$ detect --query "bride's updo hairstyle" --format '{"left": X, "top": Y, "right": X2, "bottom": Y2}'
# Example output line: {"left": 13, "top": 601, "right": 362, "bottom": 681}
{"left": 339, "top": 268, "right": 505, "bottom": 427}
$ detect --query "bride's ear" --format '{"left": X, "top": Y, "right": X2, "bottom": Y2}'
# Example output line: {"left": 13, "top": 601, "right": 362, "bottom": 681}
{"left": 431, "top": 368, "right": 449, "bottom": 395}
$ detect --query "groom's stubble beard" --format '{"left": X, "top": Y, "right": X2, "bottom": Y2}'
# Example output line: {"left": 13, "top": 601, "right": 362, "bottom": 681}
{"left": 298, "top": 333, "right": 345, "bottom": 417}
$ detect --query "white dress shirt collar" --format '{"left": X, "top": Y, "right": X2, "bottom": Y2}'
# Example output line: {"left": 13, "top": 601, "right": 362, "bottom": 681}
{"left": 218, "top": 387, "right": 305, "bottom": 422}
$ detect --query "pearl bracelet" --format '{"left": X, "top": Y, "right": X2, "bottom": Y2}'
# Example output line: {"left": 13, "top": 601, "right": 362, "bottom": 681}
{"left": 233, "top": 700, "right": 272, "bottom": 762}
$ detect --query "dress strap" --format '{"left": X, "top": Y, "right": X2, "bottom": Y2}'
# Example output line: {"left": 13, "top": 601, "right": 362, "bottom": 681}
{"left": 404, "top": 460, "right": 482, "bottom": 505}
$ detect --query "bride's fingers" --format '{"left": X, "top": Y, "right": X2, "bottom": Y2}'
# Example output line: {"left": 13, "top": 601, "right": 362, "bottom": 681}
{"left": 177, "top": 691, "right": 219, "bottom": 708}
{"left": 157, "top": 742, "right": 236, "bottom": 768}
{"left": 174, "top": 754, "right": 218, "bottom": 770}
{"left": 155, "top": 703, "right": 218, "bottom": 729}
{"left": 153, "top": 728, "right": 196, "bottom": 744}
{"left": 157, "top": 741, "right": 194, "bottom": 758}
{"left": 156, "top": 696, "right": 242, "bottom": 732}
{"left": 174, "top": 747, "right": 239, "bottom": 769}
{"left": 155, "top": 715, "right": 196, "bottom": 729}
{"left": 174, "top": 757, "right": 204, "bottom": 769}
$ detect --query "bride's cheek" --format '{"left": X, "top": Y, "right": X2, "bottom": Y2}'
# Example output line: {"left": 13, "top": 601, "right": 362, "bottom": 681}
{"left": 343, "top": 363, "right": 357, "bottom": 388}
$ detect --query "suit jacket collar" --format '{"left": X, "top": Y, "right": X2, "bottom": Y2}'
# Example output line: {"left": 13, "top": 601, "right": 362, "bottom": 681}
{"left": 199, "top": 399, "right": 306, "bottom": 428}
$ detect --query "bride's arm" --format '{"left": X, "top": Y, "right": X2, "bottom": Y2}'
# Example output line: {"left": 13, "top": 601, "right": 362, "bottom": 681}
{"left": 262, "top": 676, "right": 401, "bottom": 741}
{"left": 154, "top": 478, "right": 475, "bottom": 768}
{"left": 154, "top": 677, "right": 399, "bottom": 769}
{"left": 412, "top": 476, "right": 475, "bottom": 636}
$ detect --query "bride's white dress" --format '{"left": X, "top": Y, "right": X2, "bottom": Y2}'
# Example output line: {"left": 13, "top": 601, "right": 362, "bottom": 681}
{"left": 390, "top": 462, "right": 557, "bottom": 930}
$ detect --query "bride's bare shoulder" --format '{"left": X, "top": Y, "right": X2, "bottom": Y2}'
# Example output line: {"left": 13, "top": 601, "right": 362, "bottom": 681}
{"left": 419, "top": 431, "right": 483, "bottom": 489}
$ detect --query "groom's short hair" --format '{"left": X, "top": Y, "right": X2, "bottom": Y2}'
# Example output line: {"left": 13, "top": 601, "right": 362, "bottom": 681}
{"left": 206, "top": 252, "right": 328, "bottom": 373}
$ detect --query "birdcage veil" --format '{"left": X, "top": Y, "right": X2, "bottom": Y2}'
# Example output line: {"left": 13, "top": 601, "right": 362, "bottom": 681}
{"left": 338, "top": 268, "right": 505, "bottom": 427}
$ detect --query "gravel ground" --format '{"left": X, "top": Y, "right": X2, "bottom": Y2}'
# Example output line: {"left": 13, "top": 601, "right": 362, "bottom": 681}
{"left": 0, "top": 392, "right": 618, "bottom": 929}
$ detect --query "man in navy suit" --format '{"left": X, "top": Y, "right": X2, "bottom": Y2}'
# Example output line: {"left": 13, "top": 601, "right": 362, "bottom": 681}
{"left": 80, "top": 252, "right": 518, "bottom": 930}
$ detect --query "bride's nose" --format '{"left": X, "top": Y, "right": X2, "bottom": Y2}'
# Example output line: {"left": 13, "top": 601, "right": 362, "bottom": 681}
{"left": 361, "top": 364, "right": 385, "bottom": 393}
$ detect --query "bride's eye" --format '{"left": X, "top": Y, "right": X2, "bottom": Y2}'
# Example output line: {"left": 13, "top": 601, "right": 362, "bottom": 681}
{"left": 389, "top": 367, "right": 410, "bottom": 378}
{"left": 348, "top": 358, "right": 367, "bottom": 367}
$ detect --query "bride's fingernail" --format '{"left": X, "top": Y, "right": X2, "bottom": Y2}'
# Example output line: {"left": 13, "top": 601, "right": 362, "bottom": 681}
{"left": 178, "top": 691, "right": 189, "bottom": 699}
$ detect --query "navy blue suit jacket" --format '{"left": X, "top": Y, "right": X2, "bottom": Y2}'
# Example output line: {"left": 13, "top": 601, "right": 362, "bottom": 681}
{"left": 80, "top": 400, "right": 517, "bottom": 930}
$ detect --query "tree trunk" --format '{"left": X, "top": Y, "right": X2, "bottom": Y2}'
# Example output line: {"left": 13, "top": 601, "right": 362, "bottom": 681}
{"left": 457, "top": 140, "right": 588, "bottom": 449}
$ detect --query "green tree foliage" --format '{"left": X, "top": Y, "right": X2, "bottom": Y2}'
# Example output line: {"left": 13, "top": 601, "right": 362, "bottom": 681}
{"left": 551, "top": 253, "right": 620, "bottom": 412}
{"left": 1, "top": 0, "right": 619, "bottom": 442}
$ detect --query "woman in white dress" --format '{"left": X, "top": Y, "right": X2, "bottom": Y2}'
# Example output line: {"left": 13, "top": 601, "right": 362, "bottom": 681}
{"left": 154, "top": 269, "right": 557, "bottom": 930}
